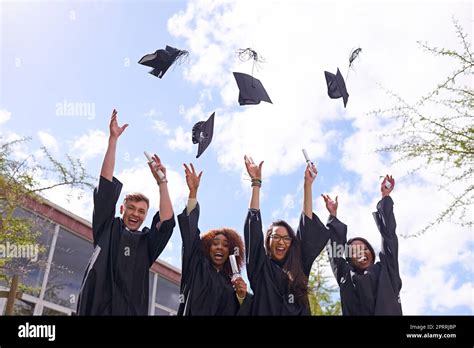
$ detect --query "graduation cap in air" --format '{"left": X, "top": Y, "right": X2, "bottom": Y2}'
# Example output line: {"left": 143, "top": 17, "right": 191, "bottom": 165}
{"left": 233, "top": 72, "right": 272, "bottom": 105}
{"left": 138, "top": 45, "right": 188, "bottom": 79}
{"left": 233, "top": 48, "right": 272, "bottom": 106}
{"left": 324, "top": 68, "right": 349, "bottom": 108}
{"left": 192, "top": 112, "right": 215, "bottom": 158}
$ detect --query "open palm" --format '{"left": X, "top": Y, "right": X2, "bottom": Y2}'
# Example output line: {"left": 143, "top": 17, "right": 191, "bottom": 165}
{"left": 109, "top": 109, "right": 128, "bottom": 138}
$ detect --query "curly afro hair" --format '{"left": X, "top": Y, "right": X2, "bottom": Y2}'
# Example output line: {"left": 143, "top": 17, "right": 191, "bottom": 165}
{"left": 201, "top": 228, "right": 245, "bottom": 278}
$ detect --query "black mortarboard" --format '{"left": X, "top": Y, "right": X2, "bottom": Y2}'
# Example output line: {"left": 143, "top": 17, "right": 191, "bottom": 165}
{"left": 324, "top": 68, "right": 349, "bottom": 108}
{"left": 233, "top": 72, "right": 272, "bottom": 105}
{"left": 192, "top": 112, "right": 215, "bottom": 158}
{"left": 138, "top": 45, "right": 188, "bottom": 79}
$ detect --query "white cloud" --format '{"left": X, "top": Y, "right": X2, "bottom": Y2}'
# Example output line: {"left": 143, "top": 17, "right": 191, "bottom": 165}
{"left": 36, "top": 176, "right": 93, "bottom": 221}
{"left": 168, "top": 0, "right": 472, "bottom": 314}
{"left": 178, "top": 102, "right": 208, "bottom": 123}
{"left": 0, "top": 127, "right": 92, "bottom": 221}
{"left": 402, "top": 264, "right": 474, "bottom": 314}
{"left": 1, "top": 131, "right": 30, "bottom": 162}
{"left": 199, "top": 89, "right": 213, "bottom": 102}
{"left": 117, "top": 164, "right": 189, "bottom": 212}
{"left": 144, "top": 109, "right": 159, "bottom": 117}
{"left": 37, "top": 130, "right": 59, "bottom": 153}
{"left": 69, "top": 129, "right": 108, "bottom": 162}
{"left": 152, "top": 120, "right": 171, "bottom": 135}
{"left": 271, "top": 192, "right": 297, "bottom": 221}
{"left": 167, "top": 126, "right": 194, "bottom": 153}
{"left": 169, "top": 0, "right": 471, "bottom": 180}
{"left": 0, "top": 109, "right": 11, "bottom": 125}
{"left": 162, "top": 255, "right": 177, "bottom": 266}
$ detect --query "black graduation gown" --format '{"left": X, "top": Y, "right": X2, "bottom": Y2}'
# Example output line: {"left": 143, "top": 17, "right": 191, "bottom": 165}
{"left": 177, "top": 203, "right": 253, "bottom": 316}
{"left": 327, "top": 196, "right": 402, "bottom": 315}
{"left": 244, "top": 209, "right": 330, "bottom": 315}
{"left": 76, "top": 176, "right": 176, "bottom": 315}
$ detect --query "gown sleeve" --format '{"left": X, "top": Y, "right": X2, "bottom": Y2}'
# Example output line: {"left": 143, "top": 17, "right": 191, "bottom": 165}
{"left": 236, "top": 292, "right": 253, "bottom": 316}
{"left": 177, "top": 203, "right": 202, "bottom": 284}
{"left": 373, "top": 196, "right": 402, "bottom": 293}
{"left": 92, "top": 176, "right": 123, "bottom": 247}
{"left": 297, "top": 212, "right": 331, "bottom": 277}
{"left": 147, "top": 212, "right": 176, "bottom": 266}
{"left": 244, "top": 209, "right": 266, "bottom": 286}
{"left": 326, "top": 215, "right": 351, "bottom": 285}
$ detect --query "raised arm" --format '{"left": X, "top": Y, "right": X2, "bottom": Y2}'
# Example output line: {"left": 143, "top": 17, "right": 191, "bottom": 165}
{"left": 243, "top": 155, "right": 266, "bottom": 284}
{"left": 177, "top": 163, "right": 203, "bottom": 279}
{"left": 303, "top": 162, "right": 317, "bottom": 218}
{"left": 148, "top": 154, "right": 173, "bottom": 221}
{"left": 322, "top": 194, "right": 350, "bottom": 285}
{"left": 100, "top": 109, "right": 128, "bottom": 182}
{"left": 92, "top": 109, "right": 127, "bottom": 245}
{"left": 184, "top": 163, "right": 202, "bottom": 214}
{"left": 374, "top": 175, "right": 401, "bottom": 292}
{"left": 147, "top": 154, "right": 175, "bottom": 264}
{"left": 298, "top": 163, "right": 330, "bottom": 276}
{"left": 245, "top": 155, "right": 263, "bottom": 210}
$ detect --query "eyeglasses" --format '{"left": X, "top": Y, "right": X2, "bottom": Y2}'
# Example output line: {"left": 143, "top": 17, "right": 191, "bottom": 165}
{"left": 270, "top": 234, "right": 292, "bottom": 244}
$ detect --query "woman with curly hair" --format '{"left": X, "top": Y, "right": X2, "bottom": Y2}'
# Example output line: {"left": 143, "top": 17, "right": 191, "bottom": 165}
{"left": 243, "top": 155, "right": 330, "bottom": 315}
{"left": 177, "top": 163, "right": 252, "bottom": 316}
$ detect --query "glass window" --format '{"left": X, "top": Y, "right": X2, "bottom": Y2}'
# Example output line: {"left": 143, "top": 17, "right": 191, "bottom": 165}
{"left": 155, "top": 276, "right": 180, "bottom": 311}
{"left": 1, "top": 298, "right": 35, "bottom": 315}
{"left": 44, "top": 227, "right": 91, "bottom": 310}
{"left": 154, "top": 306, "right": 171, "bottom": 316}
{"left": 148, "top": 272, "right": 155, "bottom": 314}
{"left": 0, "top": 298, "right": 5, "bottom": 314}
{"left": 3, "top": 208, "right": 56, "bottom": 297}
{"left": 42, "top": 306, "right": 68, "bottom": 316}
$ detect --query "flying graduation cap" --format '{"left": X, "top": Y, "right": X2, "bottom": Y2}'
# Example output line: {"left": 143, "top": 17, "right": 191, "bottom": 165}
{"left": 324, "top": 48, "right": 362, "bottom": 108}
{"left": 192, "top": 112, "right": 215, "bottom": 158}
{"left": 233, "top": 72, "right": 272, "bottom": 105}
{"left": 233, "top": 48, "right": 272, "bottom": 105}
{"left": 324, "top": 68, "right": 349, "bottom": 108}
{"left": 138, "top": 45, "right": 188, "bottom": 79}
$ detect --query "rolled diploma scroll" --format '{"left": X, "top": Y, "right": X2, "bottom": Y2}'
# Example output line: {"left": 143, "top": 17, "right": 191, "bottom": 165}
{"left": 144, "top": 151, "right": 165, "bottom": 180}
{"left": 229, "top": 254, "right": 241, "bottom": 282}
{"left": 302, "top": 149, "right": 317, "bottom": 177}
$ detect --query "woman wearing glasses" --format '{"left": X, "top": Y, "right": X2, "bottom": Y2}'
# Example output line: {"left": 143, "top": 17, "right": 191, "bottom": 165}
{"left": 243, "top": 155, "right": 330, "bottom": 315}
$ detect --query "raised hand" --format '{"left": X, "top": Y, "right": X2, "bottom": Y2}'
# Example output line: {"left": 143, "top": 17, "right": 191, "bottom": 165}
{"left": 148, "top": 154, "right": 167, "bottom": 184}
{"left": 304, "top": 162, "right": 318, "bottom": 185}
{"left": 183, "top": 163, "right": 202, "bottom": 195}
{"left": 109, "top": 109, "right": 128, "bottom": 139}
{"left": 381, "top": 175, "right": 395, "bottom": 197}
{"left": 322, "top": 194, "right": 338, "bottom": 217}
{"left": 231, "top": 276, "right": 248, "bottom": 300}
{"left": 244, "top": 155, "right": 264, "bottom": 180}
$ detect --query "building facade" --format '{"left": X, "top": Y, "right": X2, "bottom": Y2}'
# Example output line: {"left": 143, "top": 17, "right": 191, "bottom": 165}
{"left": 0, "top": 196, "right": 181, "bottom": 316}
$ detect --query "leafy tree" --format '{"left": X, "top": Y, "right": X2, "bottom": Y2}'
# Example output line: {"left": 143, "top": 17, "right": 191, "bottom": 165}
{"left": 0, "top": 137, "right": 93, "bottom": 301}
{"left": 374, "top": 18, "right": 473, "bottom": 236}
{"left": 308, "top": 252, "right": 341, "bottom": 315}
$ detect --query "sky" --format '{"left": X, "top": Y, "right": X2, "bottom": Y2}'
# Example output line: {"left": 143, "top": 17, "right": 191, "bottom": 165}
{"left": 0, "top": 0, "right": 472, "bottom": 315}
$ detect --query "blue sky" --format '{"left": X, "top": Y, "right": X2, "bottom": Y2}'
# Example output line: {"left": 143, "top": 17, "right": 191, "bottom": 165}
{"left": 1, "top": 0, "right": 472, "bottom": 315}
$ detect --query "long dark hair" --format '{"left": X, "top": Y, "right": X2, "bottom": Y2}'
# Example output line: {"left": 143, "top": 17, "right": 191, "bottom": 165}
{"left": 265, "top": 220, "right": 309, "bottom": 308}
